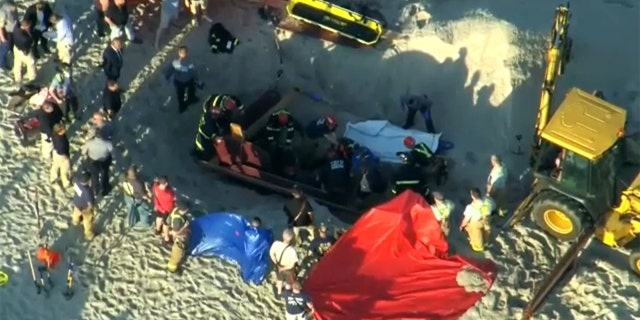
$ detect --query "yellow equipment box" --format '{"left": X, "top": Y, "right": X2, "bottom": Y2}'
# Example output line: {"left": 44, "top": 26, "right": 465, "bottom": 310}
{"left": 286, "top": 0, "right": 383, "bottom": 46}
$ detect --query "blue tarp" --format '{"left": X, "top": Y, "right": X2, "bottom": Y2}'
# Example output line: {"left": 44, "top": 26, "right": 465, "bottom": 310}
{"left": 188, "top": 212, "right": 274, "bottom": 285}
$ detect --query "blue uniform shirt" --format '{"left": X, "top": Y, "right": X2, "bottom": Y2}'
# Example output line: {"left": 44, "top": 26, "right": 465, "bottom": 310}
{"left": 282, "top": 290, "right": 312, "bottom": 315}
{"left": 72, "top": 181, "right": 95, "bottom": 210}
{"left": 305, "top": 118, "right": 331, "bottom": 139}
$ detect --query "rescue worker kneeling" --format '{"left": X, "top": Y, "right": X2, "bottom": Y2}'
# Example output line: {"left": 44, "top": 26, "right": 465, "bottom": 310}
{"left": 391, "top": 152, "right": 428, "bottom": 196}
{"left": 403, "top": 136, "right": 448, "bottom": 186}
{"left": 194, "top": 95, "right": 242, "bottom": 161}
{"left": 318, "top": 148, "right": 351, "bottom": 203}
{"left": 459, "top": 188, "right": 495, "bottom": 252}
{"left": 167, "top": 201, "right": 191, "bottom": 273}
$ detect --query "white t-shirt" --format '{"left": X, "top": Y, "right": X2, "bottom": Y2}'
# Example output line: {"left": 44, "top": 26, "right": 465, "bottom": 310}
{"left": 463, "top": 204, "right": 482, "bottom": 222}
{"left": 269, "top": 241, "right": 298, "bottom": 269}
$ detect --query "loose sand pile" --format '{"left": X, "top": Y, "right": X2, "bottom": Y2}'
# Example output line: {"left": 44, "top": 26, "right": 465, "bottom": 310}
{"left": 457, "top": 266, "right": 491, "bottom": 293}
{"left": 0, "top": 0, "right": 638, "bottom": 319}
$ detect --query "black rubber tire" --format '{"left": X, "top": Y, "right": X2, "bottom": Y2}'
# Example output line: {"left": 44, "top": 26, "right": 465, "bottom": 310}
{"left": 629, "top": 250, "right": 640, "bottom": 276}
{"left": 531, "top": 192, "right": 589, "bottom": 242}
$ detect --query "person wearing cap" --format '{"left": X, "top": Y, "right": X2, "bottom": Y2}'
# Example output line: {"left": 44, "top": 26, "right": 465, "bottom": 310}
{"left": 269, "top": 228, "right": 299, "bottom": 297}
{"left": 431, "top": 191, "right": 455, "bottom": 236}
{"left": 167, "top": 201, "right": 191, "bottom": 273}
{"left": 284, "top": 186, "right": 314, "bottom": 245}
{"left": 401, "top": 93, "right": 436, "bottom": 133}
{"left": 71, "top": 170, "right": 96, "bottom": 241}
{"left": 390, "top": 151, "right": 427, "bottom": 196}
{"left": 282, "top": 281, "right": 314, "bottom": 320}
{"left": 308, "top": 223, "right": 336, "bottom": 259}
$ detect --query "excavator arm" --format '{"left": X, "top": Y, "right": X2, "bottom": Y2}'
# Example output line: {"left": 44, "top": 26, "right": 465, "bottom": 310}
{"left": 532, "top": 3, "right": 572, "bottom": 158}
{"left": 521, "top": 228, "right": 595, "bottom": 320}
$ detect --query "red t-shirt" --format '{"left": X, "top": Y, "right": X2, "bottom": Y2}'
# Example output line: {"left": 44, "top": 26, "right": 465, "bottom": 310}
{"left": 152, "top": 183, "right": 175, "bottom": 214}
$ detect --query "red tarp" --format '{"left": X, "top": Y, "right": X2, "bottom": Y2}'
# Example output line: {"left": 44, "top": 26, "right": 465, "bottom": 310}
{"left": 304, "top": 191, "right": 496, "bottom": 320}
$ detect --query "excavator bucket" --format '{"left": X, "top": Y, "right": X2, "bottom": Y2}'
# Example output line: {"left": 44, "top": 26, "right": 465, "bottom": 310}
{"left": 522, "top": 228, "right": 595, "bottom": 319}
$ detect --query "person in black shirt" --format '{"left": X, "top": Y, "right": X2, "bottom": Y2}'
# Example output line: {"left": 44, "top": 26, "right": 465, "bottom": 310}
{"left": 283, "top": 186, "right": 314, "bottom": 245}
{"left": 282, "top": 281, "right": 314, "bottom": 320}
{"left": 104, "top": 0, "right": 141, "bottom": 44}
{"left": 318, "top": 148, "right": 351, "bottom": 203}
{"left": 308, "top": 223, "right": 336, "bottom": 258}
{"left": 102, "top": 80, "right": 122, "bottom": 119}
{"left": 72, "top": 170, "right": 96, "bottom": 240}
{"left": 12, "top": 19, "right": 36, "bottom": 86}
{"left": 50, "top": 123, "right": 71, "bottom": 188}
{"left": 37, "top": 101, "right": 63, "bottom": 160}
{"left": 23, "top": 0, "right": 52, "bottom": 58}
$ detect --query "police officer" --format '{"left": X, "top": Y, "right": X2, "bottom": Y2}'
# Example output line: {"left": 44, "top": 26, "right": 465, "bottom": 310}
{"left": 265, "top": 109, "right": 296, "bottom": 147}
{"left": 163, "top": 46, "right": 202, "bottom": 113}
{"left": 390, "top": 152, "right": 428, "bottom": 196}
{"left": 431, "top": 191, "right": 455, "bottom": 236}
{"left": 167, "top": 201, "right": 191, "bottom": 273}
{"left": 459, "top": 188, "right": 495, "bottom": 251}
{"left": 401, "top": 93, "right": 436, "bottom": 133}
{"left": 318, "top": 148, "right": 350, "bottom": 203}
{"left": 305, "top": 114, "right": 339, "bottom": 145}
{"left": 71, "top": 171, "right": 96, "bottom": 241}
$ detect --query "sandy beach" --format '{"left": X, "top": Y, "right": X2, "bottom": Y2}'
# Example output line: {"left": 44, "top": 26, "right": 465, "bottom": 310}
{"left": 0, "top": 0, "right": 639, "bottom": 319}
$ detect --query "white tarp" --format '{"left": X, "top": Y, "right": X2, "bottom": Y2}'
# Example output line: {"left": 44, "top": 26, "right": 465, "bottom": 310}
{"left": 344, "top": 120, "right": 441, "bottom": 163}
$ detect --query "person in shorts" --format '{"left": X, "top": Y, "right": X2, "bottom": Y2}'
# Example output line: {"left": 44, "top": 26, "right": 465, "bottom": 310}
{"left": 152, "top": 176, "right": 176, "bottom": 243}
{"left": 269, "top": 228, "right": 298, "bottom": 297}
{"left": 154, "top": 0, "right": 180, "bottom": 49}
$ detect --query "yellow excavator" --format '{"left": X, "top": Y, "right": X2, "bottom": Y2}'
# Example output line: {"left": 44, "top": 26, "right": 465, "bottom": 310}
{"left": 503, "top": 3, "right": 640, "bottom": 319}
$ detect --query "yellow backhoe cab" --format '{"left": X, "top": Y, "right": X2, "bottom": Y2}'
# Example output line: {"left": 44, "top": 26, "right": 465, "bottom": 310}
{"left": 506, "top": 3, "right": 640, "bottom": 318}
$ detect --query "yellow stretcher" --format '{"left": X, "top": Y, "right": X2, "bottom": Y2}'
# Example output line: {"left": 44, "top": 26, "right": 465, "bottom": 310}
{"left": 285, "top": 0, "right": 384, "bottom": 46}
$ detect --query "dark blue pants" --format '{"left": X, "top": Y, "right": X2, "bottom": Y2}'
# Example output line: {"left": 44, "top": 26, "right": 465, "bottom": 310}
{"left": 0, "top": 31, "right": 14, "bottom": 69}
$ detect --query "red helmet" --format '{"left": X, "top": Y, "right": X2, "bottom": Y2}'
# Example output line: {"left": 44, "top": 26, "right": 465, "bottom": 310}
{"left": 222, "top": 96, "right": 237, "bottom": 111}
{"left": 403, "top": 136, "right": 416, "bottom": 148}
{"left": 325, "top": 114, "right": 337, "bottom": 128}
{"left": 278, "top": 113, "right": 289, "bottom": 125}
